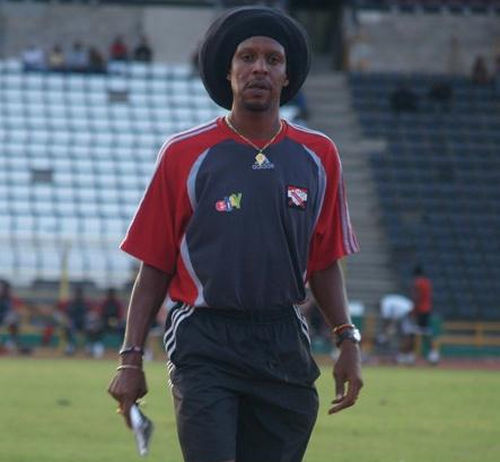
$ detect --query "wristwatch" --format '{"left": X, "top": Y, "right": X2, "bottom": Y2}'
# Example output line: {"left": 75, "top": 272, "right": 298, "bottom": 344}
{"left": 335, "top": 327, "right": 362, "bottom": 347}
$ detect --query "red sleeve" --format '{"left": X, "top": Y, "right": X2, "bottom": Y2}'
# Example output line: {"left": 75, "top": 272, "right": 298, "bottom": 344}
{"left": 120, "top": 144, "right": 190, "bottom": 274}
{"left": 307, "top": 141, "right": 359, "bottom": 273}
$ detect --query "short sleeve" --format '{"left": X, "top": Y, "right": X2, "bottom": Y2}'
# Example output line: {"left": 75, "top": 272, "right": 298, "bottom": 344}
{"left": 120, "top": 148, "right": 185, "bottom": 274}
{"left": 307, "top": 142, "right": 359, "bottom": 273}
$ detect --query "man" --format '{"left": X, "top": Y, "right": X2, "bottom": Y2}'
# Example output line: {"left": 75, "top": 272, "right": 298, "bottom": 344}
{"left": 377, "top": 293, "right": 415, "bottom": 362}
{"left": 100, "top": 287, "right": 124, "bottom": 336}
{"left": 411, "top": 265, "right": 439, "bottom": 363}
{"left": 411, "top": 265, "right": 432, "bottom": 333}
{"left": 108, "top": 7, "right": 363, "bottom": 462}
{"left": 0, "top": 280, "right": 21, "bottom": 351}
{"left": 133, "top": 36, "right": 154, "bottom": 63}
{"left": 60, "top": 285, "right": 91, "bottom": 355}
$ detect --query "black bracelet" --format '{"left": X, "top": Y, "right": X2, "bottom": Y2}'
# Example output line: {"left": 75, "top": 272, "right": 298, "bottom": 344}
{"left": 119, "top": 345, "right": 144, "bottom": 356}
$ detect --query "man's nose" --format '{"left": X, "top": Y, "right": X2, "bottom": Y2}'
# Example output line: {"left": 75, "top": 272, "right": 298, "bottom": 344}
{"left": 252, "top": 57, "right": 268, "bottom": 74}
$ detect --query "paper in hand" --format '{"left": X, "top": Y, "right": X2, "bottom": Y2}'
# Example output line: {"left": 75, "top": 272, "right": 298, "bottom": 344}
{"left": 130, "top": 403, "right": 154, "bottom": 456}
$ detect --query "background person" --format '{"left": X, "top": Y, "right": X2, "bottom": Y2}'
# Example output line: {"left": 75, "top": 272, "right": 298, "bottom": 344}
{"left": 0, "top": 280, "right": 22, "bottom": 352}
{"left": 66, "top": 41, "right": 89, "bottom": 73}
{"left": 48, "top": 44, "right": 65, "bottom": 72}
{"left": 88, "top": 46, "right": 106, "bottom": 73}
{"left": 110, "top": 35, "right": 129, "bottom": 61}
{"left": 471, "top": 55, "right": 490, "bottom": 85}
{"left": 61, "top": 285, "right": 91, "bottom": 355}
{"left": 100, "top": 287, "right": 124, "bottom": 338}
{"left": 377, "top": 293, "right": 415, "bottom": 363}
{"left": 390, "top": 82, "right": 418, "bottom": 113}
{"left": 21, "top": 44, "right": 46, "bottom": 71}
{"left": 410, "top": 265, "right": 439, "bottom": 364}
{"left": 133, "top": 36, "right": 153, "bottom": 62}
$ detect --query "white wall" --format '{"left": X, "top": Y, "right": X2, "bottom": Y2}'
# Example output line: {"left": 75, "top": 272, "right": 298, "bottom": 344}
{"left": 0, "top": 2, "right": 215, "bottom": 63}
{"left": 346, "top": 10, "right": 500, "bottom": 75}
{"left": 144, "top": 7, "right": 216, "bottom": 63}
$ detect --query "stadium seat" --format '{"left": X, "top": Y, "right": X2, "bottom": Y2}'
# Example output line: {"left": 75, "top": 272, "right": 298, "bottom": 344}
{"left": 0, "top": 59, "right": 301, "bottom": 287}
{"left": 352, "top": 72, "right": 500, "bottom": 319}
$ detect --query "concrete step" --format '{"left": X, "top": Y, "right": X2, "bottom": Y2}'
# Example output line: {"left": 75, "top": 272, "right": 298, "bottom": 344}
{"left": 307, "top": 94, "right": 351, "bottom": 104}
{"left": 346, "top": 278, "right": 398, "bottom": 293}
{"left": 342, "top": 139, "right": 387, "bottom": 152}
{"left": 304, "top": 70, "right": 402, "bottom": 308}
{"left": 308, "top": 107, "right": 355, "bottom": 121}
{"left": 305, "top": 74, "right": 347, "bottom": 90}
{"left": 348, "top": 256, "right": 393, "bottom": 268}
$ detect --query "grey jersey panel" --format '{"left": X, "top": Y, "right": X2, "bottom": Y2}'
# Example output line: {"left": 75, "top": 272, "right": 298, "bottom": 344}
{"left": 183, "top": 138, "right": 324, "bottom": 311}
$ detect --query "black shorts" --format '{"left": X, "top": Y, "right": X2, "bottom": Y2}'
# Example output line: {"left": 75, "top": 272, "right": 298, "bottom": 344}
{"left": 164, "top": 304, "right": 320, "bottom": 462}
{"left": 416, "top": 313, "right": 430, "bottom": 329}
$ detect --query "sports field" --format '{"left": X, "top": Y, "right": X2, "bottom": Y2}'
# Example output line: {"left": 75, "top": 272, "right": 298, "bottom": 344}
{"left": 0, "top": 358, "right": 498, "bottom": 462}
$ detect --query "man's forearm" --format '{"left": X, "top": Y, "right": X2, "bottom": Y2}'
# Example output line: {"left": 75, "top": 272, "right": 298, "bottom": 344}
{"left": 122, "top": 263, "right": 171, "bottom": 351}
{"left": 309, "top": 260, "right": 351, "bottom": 328}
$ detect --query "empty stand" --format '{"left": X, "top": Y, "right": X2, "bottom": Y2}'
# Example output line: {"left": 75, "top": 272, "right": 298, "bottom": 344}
{"left": 0, "top": 61, "right": 298, "bottom": 287}
{"left": 350, "top": 73, "right": 500, "bottom": 320}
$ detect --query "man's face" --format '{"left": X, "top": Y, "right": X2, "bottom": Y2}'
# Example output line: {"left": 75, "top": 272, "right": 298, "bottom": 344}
{"left": 227, "top": 36, "right": 289, "bottom": 112}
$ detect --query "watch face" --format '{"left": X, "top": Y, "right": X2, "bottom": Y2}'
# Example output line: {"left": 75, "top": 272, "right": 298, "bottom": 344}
{"left": 337, "top": 328, "right": 361, "bottom": 346}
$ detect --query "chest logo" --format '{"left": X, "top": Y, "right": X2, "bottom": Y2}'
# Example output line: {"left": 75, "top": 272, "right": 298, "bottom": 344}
{"left": 287, "top": 185, "right": 308, "bottom": 210}
{"left": 252, "top": 152, "right": 274, "bottom": 170}
{"left": 215, "top": 192, "right": 242, "bottom": 212}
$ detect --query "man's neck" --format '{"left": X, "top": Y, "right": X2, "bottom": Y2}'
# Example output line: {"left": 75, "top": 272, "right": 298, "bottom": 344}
{"left": 228, "top": 107, "right": 281, "bottom": 140}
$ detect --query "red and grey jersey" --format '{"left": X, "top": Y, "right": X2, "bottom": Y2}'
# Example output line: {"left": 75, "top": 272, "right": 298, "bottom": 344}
{"left": 121, "top": 117, "right": 359, "bottom": 311}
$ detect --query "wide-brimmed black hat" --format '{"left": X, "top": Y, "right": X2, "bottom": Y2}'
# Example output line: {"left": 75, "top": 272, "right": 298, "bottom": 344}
{"left": 198, "top": 6, "right": 311, "bottom": 110}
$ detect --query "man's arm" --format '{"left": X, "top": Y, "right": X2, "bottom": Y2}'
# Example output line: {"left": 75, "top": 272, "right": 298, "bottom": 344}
{"left": 108, "top": 262, "right": 171, "bottom": 427}
{"left": 309, "top": 260, "right": 363, "bottom": 414}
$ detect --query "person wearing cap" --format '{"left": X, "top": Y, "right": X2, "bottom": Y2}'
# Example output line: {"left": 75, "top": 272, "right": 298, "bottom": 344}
{"left": 108, "top": 7, "right": 363, "bottom": 462}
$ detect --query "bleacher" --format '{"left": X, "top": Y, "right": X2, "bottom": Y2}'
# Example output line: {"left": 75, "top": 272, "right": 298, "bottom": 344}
{"left": 350, "top": 73, "right": 500, "bottom": 321}
{"left": 0, "top": 58, "right": 299, "bottom": 289}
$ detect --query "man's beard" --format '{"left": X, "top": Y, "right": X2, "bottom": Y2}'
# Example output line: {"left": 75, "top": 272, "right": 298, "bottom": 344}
{"left": 242, "top": 100, "right": 272, "bottom": 112}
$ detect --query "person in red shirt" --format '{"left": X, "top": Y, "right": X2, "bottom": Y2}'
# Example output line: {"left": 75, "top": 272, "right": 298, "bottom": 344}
{"left": 412, "top": 265, "right": 432, "bottom": 331}
{"left": 408, "top": 265, "right": 439, "bottom": 364}
{"left": 110, "top": 35, "right": 129, "bottom": 61}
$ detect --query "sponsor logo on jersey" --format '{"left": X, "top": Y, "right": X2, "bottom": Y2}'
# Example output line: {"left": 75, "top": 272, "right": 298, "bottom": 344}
{"left": 287, "top": 185, "right": 308, "bottom": 210}
{"left": 215, "top": 192, "right": 242, "bottom": 212}
{"left": 252, "top": 152, "right": 274, "bottom": 170}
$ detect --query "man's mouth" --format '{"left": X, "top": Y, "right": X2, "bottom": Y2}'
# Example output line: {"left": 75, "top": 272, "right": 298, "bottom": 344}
{"left": 246, "top": 81, "right": 271, "bottom": 91}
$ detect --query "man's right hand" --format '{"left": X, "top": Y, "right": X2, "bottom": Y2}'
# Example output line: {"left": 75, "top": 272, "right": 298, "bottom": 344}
{"left": 108, "top": 367, "right": 148, "bottom": 428}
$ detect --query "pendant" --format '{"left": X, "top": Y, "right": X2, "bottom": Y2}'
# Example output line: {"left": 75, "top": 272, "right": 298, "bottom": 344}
{"left": 255, "top": 152, "right": 266, "bottom": 164}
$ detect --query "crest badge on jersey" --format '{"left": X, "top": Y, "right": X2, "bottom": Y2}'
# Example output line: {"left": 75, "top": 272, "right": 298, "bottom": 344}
{"left": 252, "top": 152, "right": 274, "bottom": 170}
{"left": 287, "top": 185, "right": 308, "bottom": 210}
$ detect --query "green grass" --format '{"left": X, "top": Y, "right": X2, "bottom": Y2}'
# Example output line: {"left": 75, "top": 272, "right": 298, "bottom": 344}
{"left": 0, "top": 358, "right": 499, "bottom": 462}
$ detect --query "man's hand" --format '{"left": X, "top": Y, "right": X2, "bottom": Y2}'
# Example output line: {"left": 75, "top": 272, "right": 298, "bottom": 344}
{"left": 329, "top": 341, "right": 363, "bottom": 414}
{"left": 107, "top": 263, "right": 170, "bottom": 428}
{"left": 108, "top": 367, "right": 148, "bottom": 428}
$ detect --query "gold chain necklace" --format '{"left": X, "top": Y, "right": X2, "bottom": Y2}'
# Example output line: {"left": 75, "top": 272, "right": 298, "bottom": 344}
{"left": 225, "top": 115, "right": 283, "bottom": 157}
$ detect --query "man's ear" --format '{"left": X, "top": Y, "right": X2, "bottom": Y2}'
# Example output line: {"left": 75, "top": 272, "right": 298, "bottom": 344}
{"left": 227, "top": 71, "right": 231, "bottom": 82}
{"left": 283, "top": 76, "right": 289, "bottom": 87}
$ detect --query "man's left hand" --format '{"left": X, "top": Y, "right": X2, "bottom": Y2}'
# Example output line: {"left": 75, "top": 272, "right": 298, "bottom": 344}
{"left": 329, "top": 341, "right": 363, "bottom": 414}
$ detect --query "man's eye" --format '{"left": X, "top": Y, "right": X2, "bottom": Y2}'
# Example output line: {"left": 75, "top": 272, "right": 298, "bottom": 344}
{"left": 241, "top": 54, "right": 253, "bottom": 62}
